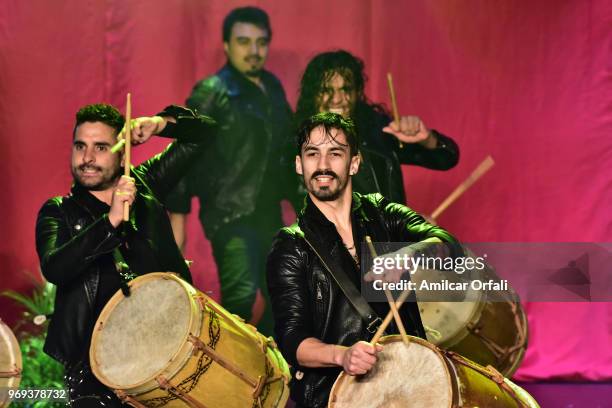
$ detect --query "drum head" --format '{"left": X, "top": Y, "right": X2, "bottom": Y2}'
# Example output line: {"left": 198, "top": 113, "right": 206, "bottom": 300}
{"left": 419, "top": 301, "right": 482, "bottom": 344}
{"left": 0, "top": 319, "right": 22, "bottom": 407}
{"left": 90, "top": 274, "right": 197, "bottom": 388}
{"left": 329, "top": 336, "right": 452, "bottom": 408}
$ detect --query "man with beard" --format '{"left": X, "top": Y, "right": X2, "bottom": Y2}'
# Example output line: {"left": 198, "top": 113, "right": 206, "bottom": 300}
{"left": 166, "top": 6, "right": 296, "bottom": 335}
{"left": 266, "top": 113, "right": 459, "bottom": 408}
{"left": 36, "top": 103, "right": 214, "bottom": 406}
{"left": 295, "top": 50, "right": 460, "bottom": 204}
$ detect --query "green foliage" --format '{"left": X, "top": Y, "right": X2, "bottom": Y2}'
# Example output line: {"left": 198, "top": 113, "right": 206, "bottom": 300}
{"left": 12, "top": 335, "right": 66, "bottom": 408}
{"left": 2, "top": 275, "right": 56, "bottom": 331}
{"left": 2, "top": 272, "right": 66, "bottom": 408}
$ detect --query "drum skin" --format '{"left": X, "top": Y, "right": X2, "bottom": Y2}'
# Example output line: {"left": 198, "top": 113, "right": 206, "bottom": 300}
{"left": 90, "top": 273, "right": 290, "bottom": 408}
{"left": 0, "top": 318, "right": 22, "bottom": 408}
{"left": 328, "top": 335, "right": 538, "bottom": 408}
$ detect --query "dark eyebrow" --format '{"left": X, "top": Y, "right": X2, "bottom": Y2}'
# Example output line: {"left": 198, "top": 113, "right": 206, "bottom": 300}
{"left": 303, "top": 145, "right": 320, "bottom": 152}
{"left": 94, "top": 142, "right": 112, "bottom": 147}
{"left": 236, "top": 35, "right": 269, "bottom": 42}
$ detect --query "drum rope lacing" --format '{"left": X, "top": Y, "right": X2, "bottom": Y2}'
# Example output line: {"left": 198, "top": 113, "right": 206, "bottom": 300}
{"left": 115, "top": 390, "right": 148, "bottom": 408}
{"left": 156, "top": 375, "right": 209, "bottom": 408}
{"left": 466, "top": 300, "right": 528, "bottom": 370}
{"left": 446, "top": 350, "right": 530, "bottom": 408}
{"left": 129, "top": 308, "right": 221, "bottom": 408}
{"left": 192, "top": 295, "right": 286, "bottom": 408}
{"left": 0, "top": 367, "right": 21, "bottom": 378}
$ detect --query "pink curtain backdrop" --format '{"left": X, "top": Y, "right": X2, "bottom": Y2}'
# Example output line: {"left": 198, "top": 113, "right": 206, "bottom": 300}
{"left": 1, "top": 0, "right": 610, "bottom": 381}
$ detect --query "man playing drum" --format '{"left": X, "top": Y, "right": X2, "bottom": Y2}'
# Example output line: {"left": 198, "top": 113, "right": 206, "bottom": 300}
{"left": 266, "top": 112, "right": 460, "bottom": 408}
{"left": 35, "top": 103, "right": 215, "bottom": 406}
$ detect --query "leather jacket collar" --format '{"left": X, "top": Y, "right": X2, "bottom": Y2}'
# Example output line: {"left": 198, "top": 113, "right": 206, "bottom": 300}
{"left": 71, "top": 183, "right": 110, "bottom": 215}
{"left": 218, "top": 62, "right": 273, "bottom": 99}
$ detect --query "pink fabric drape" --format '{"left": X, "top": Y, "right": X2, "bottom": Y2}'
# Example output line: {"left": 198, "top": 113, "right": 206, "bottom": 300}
{"left": 1, "top": 0, "right": 610, "bottom": 381}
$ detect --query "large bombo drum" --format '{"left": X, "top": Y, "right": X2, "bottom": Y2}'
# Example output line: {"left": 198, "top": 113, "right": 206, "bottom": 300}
{"left": 328, "top": 335, "right": 538, "bottom": 408}
{"left": 415, "top": 247, "right": 528, "bottom": 377}
{"left": 419, "top": 300, "right": 527, "bottom": 377}
{"left": 90, "top": 273, "right": 290, "bottom": 408}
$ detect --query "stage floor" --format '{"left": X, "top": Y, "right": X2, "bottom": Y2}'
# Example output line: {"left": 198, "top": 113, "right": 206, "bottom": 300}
{"left": 518, "top": 382, "right": 612, "bottom": 408}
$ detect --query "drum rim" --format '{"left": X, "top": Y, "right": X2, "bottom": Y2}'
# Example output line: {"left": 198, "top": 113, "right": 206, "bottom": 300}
{"left": 0, "top": 318, "right": 22, "bottom": 401}
{"left": 89, "top": 272, "right": 202, "bottom": 393}
{"left": 328, "top": 335, "right": 456, "bottom": 408}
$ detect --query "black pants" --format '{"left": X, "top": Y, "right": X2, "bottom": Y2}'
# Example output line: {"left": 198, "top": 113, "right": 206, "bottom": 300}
{"left": 210, "top": 217, "right": 279, "bottom": 336}
{"left": 64, "top": 361, "right": 124, "bottom": 407}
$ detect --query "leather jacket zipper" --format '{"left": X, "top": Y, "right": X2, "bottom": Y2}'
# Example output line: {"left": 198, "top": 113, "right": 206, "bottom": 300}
{"left": 302, "top": 236, "right": 333, "bottom": 340}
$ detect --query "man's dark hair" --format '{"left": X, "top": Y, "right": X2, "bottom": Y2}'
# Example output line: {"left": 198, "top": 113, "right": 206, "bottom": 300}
{"left": 73, "top": 103, "right": 125, "bottom": 137}
{"left": 297, "top": 112, "right": 359, "bottom": 157}
{"left": 222, "top": 7, "right": 272, "bottom": 42}
{"left": 295, "top": 50, "right": 388, "bottom": 136}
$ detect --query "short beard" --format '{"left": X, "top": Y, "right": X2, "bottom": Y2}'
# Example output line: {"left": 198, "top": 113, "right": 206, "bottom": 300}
{"left": 72, "top": 165, "right": 121, "bottom": 191}
{"left": 307, "top": 170, "right": 347, "bottom": 202}
{"left": 244, "top": 68, "right": 262, "bottom": 78}
{"left": 312, "top": 187, "right": 342, "bottom": 202}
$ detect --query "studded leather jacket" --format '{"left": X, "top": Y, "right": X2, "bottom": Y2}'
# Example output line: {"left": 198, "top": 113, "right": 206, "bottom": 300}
{"left": 165, "top": 63, "right": 299, "bottom": 238}
{"left": 266, "top": 193, "right": 459, "bottom": 408}
{"left": 35, "top": 106, "right": 215, "bottom": 365}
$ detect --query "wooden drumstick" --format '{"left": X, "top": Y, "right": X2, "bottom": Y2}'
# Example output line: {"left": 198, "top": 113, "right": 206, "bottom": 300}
{"left": 371, "top": 288, "right": 412, "bottom": 345}
{"left": 430, "top": 155, "right": 495, "bottom": 220}
{"left": 122, "top": 93, "right": 132, "bottom": 222}
{"left": 365, "top": 236, "right": 409, "bottom": 345}
{"left": 386, "top": 73, "right": 403, "bottom": 148}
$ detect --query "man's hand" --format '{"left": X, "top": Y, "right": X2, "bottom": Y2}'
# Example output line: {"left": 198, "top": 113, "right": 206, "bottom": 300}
{"left": 108, "top": 176, "right": 136, "bottom": 227}
{"left": 383, "top": 115, "right": 437, "bottom": 149}
{"left": 119, "top": 116, "right": 175, "bottom": 145}
{"left": 336, "top": 341, "right": 383, "bottom": 376}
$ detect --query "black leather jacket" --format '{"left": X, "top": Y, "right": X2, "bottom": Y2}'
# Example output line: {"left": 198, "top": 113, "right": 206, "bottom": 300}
{"left": 35, "top": 106, "right": 215, "bottom": 365}
{"left": 354, "top": 106, "right": 459, "bottom": 204}
{"left": 165, "top": 64, "right": 298, "bottom": 237}
{"left": 266, "top": 193, "right": 459, "bottom": 408}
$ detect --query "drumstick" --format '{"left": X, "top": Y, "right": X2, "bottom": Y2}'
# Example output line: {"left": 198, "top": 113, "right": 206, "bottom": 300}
{"left": 371, "top": 288, "right": 412, "bottom": 345}
{"left": 430, "top": 155, "right": 495, "bottom": 220}
{"left": 123, "top": 93, "right": 132, "bottom": 222}
{"left": 386, "top": 73, "right": 403, "bottom": 148}
{"left": 365, "top": 237, "right": 409, "bottom": 344}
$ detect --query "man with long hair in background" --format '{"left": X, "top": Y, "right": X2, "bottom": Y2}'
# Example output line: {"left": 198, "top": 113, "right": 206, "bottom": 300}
{"left": 295, "top": 50, "right": 460, "bottom": 204}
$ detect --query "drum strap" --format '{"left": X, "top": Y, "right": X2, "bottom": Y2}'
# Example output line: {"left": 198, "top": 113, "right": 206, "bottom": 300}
{"left": 112, "top": 248, "right": 133, "bottom": 297}
{"left": 301, "top": 224, "right": 383, "bottom": 336}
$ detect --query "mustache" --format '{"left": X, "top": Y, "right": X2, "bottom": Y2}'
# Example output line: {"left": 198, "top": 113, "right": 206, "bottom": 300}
{"left": 245, "top": 55, "right": 262, "bottom": 62}
{"left": 78, "top": 164, "right": 102, "bottom": 172}
{"left": 311, "top": 170, "right": 339, "bottom": 180}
